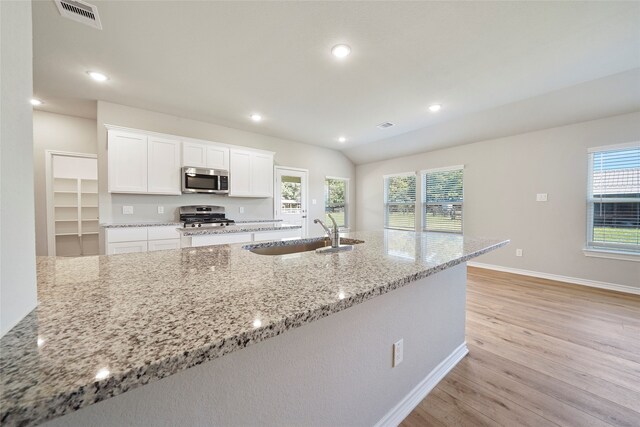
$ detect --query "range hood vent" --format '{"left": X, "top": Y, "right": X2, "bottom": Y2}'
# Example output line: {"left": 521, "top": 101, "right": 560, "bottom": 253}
{"left": 54, "top": 0, "right": 102, "bottom": 30}
{"left": 377, "top": 122, "right": 395, "bottom": 129}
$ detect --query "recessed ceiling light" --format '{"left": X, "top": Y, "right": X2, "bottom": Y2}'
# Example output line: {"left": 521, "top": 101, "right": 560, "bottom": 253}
{"left": 30, "top": 98, "right": 43, "bottom": 106}
{"left": 331, "top": 44, "right": 351, "bottom": 58}
{"left": 428, "top": 104, "right": 442, "bottom": 112}
{"left": 250, "top": 114, "right": 262, "bottom": 122}
{"left": 95, "top": 368, "right": 110, "bottom": 380}
{"left": 87, "top": 71, "right": 108, "bottom": 81}
{"left": 338, "top": 136, "right": 346, "bottom": 143}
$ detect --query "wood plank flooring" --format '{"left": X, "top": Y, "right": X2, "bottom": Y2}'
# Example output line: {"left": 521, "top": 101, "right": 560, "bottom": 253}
{"left": 400, "top": 267, "right": 640, "bottom": 427}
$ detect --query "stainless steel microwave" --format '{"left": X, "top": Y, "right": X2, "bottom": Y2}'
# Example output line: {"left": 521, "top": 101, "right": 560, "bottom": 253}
{"left": 182, "top": 167, "right": 229, "bottom": 194}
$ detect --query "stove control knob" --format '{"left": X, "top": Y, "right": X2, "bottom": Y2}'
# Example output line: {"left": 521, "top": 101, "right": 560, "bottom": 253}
{"left": 197, "top": 223, "right": 202, "bottom": 227}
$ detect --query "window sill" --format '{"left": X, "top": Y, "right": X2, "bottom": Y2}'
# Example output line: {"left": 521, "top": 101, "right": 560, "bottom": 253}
{"left": 583, "top": 248, "right": 640, "bottom": 262}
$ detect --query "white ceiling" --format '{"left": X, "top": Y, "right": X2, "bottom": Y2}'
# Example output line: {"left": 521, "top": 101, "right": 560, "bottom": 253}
{"left": 32, "top": 1, "right": 640, "bottom": 164}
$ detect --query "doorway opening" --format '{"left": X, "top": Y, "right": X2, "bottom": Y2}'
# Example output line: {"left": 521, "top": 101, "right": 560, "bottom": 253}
{"left": 274, "top": 167, "right": 309, "bottom": 237}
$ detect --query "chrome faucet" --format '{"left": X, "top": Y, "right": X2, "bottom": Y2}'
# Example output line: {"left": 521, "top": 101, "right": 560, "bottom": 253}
{"left": 314, "top": 214, "right": 340, "bottom": 248}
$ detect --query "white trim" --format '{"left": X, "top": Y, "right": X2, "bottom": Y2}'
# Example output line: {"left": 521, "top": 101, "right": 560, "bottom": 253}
{"left": 419, "top": 164, "right": 464, "bottom": 174}
{"left": 383, "top": 171, "right": 416, "bottom": 179}
{"left": 467, "top": 262, "right": 640, "bottom": 295}
{"left": 583, "top": 248, "right": 639, "bottom": 262}
{"left": 374, "top": 342, "right": 469, "bottom": 427}
{"left": 587, "top": 141, "right": 639, "bottom": 153}
{"left": 325, "top": 175, "right": 351, "bottom": 181}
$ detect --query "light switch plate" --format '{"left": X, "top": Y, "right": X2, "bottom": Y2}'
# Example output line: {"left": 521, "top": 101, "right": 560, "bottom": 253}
{"left": 393, "top": 339, "right": 404, "bottom": 367}
{"left": 122, "top": 206, "right": 134, "bottom": 215}
{"left": 239, "top": 207, "right": 245, "bottom": 214}
{"left": 312, "top": 199, "right": 317, "bottom": 205}
{"left": 536, "top": 193, "right": 548, "bottom": 202}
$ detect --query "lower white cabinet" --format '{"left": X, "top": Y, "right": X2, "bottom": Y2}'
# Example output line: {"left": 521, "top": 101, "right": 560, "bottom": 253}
{"left": 148, "top": 239, "right": 181, "bottom": 252}
{"left": 188, "top": 233, "right": 252, "bottom": 247}
{"left": 107, "top": 241, "right": 148, "bottom": 255}
{"left": 105, "top": 226, "right": 181, "bottom": 254}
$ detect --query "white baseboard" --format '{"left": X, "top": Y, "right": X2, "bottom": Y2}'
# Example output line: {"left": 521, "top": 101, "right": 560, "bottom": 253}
{"left": 374, "top": 342, "right": 469, "bottom": 427}
{"left": 467, "top": 262, "right": 640, "bottom": 296}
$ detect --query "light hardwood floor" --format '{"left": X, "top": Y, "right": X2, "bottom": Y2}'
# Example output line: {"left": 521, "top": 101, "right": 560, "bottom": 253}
{"left": 400, "top": 267, "right": 640, "bottom": 427}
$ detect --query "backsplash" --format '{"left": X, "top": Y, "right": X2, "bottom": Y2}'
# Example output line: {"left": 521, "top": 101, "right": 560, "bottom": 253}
{"left": 107, "top": 193, "right": 274, "bottom": 224}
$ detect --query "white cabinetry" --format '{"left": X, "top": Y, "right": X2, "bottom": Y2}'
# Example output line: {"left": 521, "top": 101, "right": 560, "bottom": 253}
{"left": 229, "top": 149, "right": 274, "bottom": 198}
{"left": 107, "top": 128, "right": 180, "bottom": 195}
{"left": 182, "top": 140, "right": 229, "bottom": 170}
{"left": 105, "top": 226, "right": 181, "bottom": 254}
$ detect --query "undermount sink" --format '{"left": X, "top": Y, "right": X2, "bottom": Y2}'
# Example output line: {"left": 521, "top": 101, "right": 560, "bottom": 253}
{"left": 244, "top": 237, "right": 364, "bottom": 256}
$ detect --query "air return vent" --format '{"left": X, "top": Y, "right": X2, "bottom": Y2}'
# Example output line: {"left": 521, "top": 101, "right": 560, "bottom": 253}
{"left": 377, "top": 122, "right": 395, "bottom": 129}
{"left": 54, "top": 0, "right": 102, "bottom": 30}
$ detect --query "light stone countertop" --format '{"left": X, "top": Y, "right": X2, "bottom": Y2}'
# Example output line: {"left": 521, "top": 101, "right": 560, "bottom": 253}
{"left": 233, "top": 219, "right": 283, "bottom": 223}
{"left": 100, "top": 222, "right": 183, "bottom": 228}
{"left": 180, "top": 223, "right": 301, "bottom": 236}
{"left": 0, "top": 230, "right": 508, "bottom": 426}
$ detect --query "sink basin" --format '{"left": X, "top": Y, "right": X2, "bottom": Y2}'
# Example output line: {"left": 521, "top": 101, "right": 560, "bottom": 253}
{"left": 244, "top": 237, "right": 364, "bottom": 256}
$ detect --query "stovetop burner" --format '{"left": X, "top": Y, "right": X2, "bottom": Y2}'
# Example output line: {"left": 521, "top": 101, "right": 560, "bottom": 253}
{"left": 179, "top": 205, "right": 235, "bottom": 228}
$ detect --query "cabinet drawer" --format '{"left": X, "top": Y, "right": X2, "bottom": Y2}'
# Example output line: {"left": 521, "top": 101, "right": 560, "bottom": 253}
{"left": 148, "top": 239, "right": 181, "bottom": 251}
{"left": 190, "top": 233, "right": 252, "bottom": 247}
{"left": 252, "top": 229, "right": 301, "bottom": 242}
{"left": 107, "top": 241, "right": 148, "bottom": 254}
{"left": 147, "top": 226, "right": 181, "bottom": 240}
{"left": 106, "top": 227, "right": 148, "bottom": 243}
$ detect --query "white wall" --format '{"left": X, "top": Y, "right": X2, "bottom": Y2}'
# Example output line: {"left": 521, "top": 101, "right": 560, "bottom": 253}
{"left": 0, "top": 0, "right": 38, "bottom": 337}
{"left": 33, "top": 111, "right": 97, "bottom": 256}
{"left": 96, "top": 101, "right": 355, "bottom": 247}
{"left": 356, "top": 112, "right": 640, "bottom": 289}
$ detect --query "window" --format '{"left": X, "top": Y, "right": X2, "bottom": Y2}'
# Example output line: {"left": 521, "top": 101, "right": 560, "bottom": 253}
{"left": 587, "top": 144, "right": 640, "bottom": 254}
{"left": 384, "top": 173, "right": 416, "bottom": 230}
{"left": 325, "top": 177, "right": 348, "bottom": 228}
{"left": 421, "top": 166, "right": 464, "bottom": 233}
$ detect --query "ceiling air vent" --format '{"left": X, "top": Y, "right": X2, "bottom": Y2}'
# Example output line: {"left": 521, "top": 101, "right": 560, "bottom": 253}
{"left": 54, "top": 0, "right": 102, "bottom": 30}
{"left": 377, "top": 122, "right": 395, "bottom": 129}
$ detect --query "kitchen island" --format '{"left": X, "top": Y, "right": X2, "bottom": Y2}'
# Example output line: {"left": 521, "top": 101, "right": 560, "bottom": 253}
{"left": 0, "top": 230, "right": 507, "bottom": 426}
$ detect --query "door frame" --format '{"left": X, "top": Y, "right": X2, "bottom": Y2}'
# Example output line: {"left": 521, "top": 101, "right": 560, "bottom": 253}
{"left": 274, "top": 166, "right": 309, "bottom": 238}
{"left": 45, "top": 150, "right": 98, "bottom": 256}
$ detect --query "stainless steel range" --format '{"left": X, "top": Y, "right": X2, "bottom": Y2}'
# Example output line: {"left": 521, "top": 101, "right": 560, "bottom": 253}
{"left": 179, "top": 205, "right": 235, "bottom": 228}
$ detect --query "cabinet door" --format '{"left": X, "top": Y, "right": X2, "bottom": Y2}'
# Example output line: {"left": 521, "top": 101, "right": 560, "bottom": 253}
{"left": 251, "top": 153, "right": 274, "bottom": 197}
{"left": 148, "top": 239, "right": 181, "bottom": 251}
{"left": 107, "top": 241, "right": 148, "bottom": 254}
{"left": 108, "top": 130, "right": 148, "bottom": 193}
{"left": 182, "top": 141, "right": 207, "bottom": 167}
{"left": 229, "top": 150, "right": 252, "bottom": 196}
{"left": 148, "top": 136, "right": 181, "bottom": 194}
{"left": 206, "top": 146, "right": 229, "bottom": 170}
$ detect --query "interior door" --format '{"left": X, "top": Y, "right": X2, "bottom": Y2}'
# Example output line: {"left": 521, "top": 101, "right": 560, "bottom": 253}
{"left": 275, "top": 168, "right": 308, "bottom": 237}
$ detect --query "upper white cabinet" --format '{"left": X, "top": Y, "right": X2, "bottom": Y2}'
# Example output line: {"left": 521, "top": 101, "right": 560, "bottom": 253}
{"left": 148, "top": 136, "right": 181, "bottom": 194}
{"left": 182, "top": 139, "right": 229, "bottom": 170}
{"left": 108, "top": 128, "right": 180, "bottom": 195}
{"left": 108, "top": 130, "right": 148, "bottom": 193}
{"left": 229, "top": 149, "right": 274, "bottom": 198}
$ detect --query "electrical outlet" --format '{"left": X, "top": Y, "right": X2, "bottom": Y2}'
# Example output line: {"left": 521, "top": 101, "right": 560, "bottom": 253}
{"left": 122, "top": 206, "right": 134, "bottom": 215}
{"left": 157, "top": 206, "right": 164, "bottom": 214}
{"left": 312, "top": 199, "right": 317, "bottom": 205}
{"left": 393, "top": 339, "right": 404, "bottom": 367}
{"left": 516, "top": 249, "right": 523, "bottom": 257}
{"left": 239, "top": 206, "right": 245, "bottom": 214}
{"left": 536, "top": 193, "right": 548, "bottom": 202}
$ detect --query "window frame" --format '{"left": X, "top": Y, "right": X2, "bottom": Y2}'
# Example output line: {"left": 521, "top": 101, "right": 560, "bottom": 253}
{"left": 383, "top": 172, "right": 417, "bottom": 231}
{"left": 324, "top": 176, "right": 349, "bottom": 229}
{"left": 420, "top": 165, "right": 464, "bottom": 234}
{"left": 585, "top": 142, "right": 640, "bottom": 260}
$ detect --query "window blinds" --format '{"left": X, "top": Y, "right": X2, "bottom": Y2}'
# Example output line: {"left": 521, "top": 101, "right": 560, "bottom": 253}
{"left": 588, "top": 145, "right": 640, "bottom": 251}
{"left": 422, "top": 167, "right": 463, "bottom": 233}
{"left": 384, "top": 174, "right": 416, "bottom": 230}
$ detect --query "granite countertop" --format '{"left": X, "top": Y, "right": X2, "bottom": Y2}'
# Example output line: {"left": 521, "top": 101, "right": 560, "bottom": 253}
{"left": 233, "top": 219, "right": 283, "bottom": 223}
{"left": 180, "top": 223, "right": 300, "bottom": 236}
{"left": 0, "top": 230, "right": 508, "bottom": 426}
{"left": 100, "top": 222, "right": 183, "bottom": 228}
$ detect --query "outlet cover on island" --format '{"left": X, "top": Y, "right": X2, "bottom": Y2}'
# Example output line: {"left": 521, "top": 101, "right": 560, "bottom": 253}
{"left": 122, "top": 206, "right": 134, "bottom": 215}
{"left": 536, "top": 193, "right": 548, "bottom": 202}
{"left": 157, "top": 206, "right": 164, "bottom": 214}
{"left": 516, "top": 249, "right": 523, "bottom": 257}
